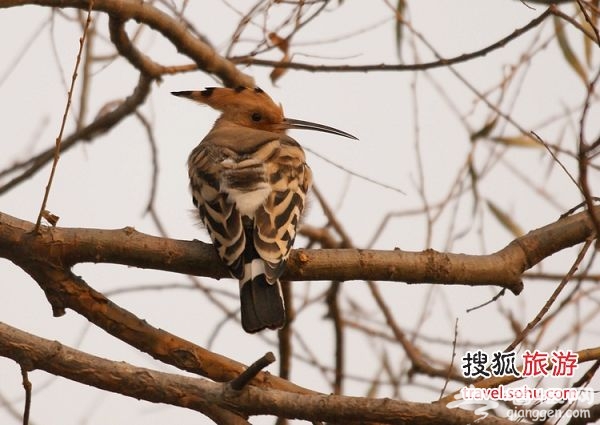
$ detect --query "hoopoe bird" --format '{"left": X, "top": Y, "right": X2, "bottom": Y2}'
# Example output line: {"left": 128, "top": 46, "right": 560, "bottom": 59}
{"left": 172, "top": 86, "right": 357, "bottom": 333}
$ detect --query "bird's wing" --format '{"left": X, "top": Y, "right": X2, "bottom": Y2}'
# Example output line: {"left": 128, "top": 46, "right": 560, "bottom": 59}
{"left": 253, "top": 136, "right": 312, "bottom": 283}
{"left": 188, "top": 142, "right": 246, "bottom": 279}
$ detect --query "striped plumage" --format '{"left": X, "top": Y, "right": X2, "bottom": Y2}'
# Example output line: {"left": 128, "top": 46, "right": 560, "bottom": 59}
{"left": 173, "top": 86, "right": 356, "bottom": 333}
{"left": 187, "top": 123, "right": 312, "bottom": 332}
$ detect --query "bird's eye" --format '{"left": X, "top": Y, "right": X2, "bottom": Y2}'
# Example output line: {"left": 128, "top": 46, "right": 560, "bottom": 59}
{"left": 251, "top": 112, "right": 262, "bottom": 122}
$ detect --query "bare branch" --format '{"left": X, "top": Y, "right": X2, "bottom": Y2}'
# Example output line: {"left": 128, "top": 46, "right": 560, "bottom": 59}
{"left": 108, "top": 14, "right": 166, "bottom": 78}
{"left": 1, "top": 207, "right": 599, "bottom": 292}
{"left": 0, "top": 0, "right": 253, "bottom": 87}
{"left": 0, "top": 321, "right": 517, "bottom": 424}
{"left": 0, "top": 253, "right": 314, "bottom": 396}
{"left": 229, "top": 352, "right": 276, "bottom": 391}
{"left": 20, "top": 366, "right": 31, "bottom": 425}
{"left": 231, "top": 8, "right": 552, "bottom": 73}
{"left": 0, "top": 322, "right": 249, "bottom": 424}
{"left": 34, "top": 0, "right": 94, "bottom": 230}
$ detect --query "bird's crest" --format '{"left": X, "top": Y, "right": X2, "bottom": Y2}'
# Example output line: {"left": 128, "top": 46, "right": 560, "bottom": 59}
{"left": 172, "top": 86, "right": 358, "bottom": 139}
{"left": 173, "top": 86, "right": 285, "bottom": 132}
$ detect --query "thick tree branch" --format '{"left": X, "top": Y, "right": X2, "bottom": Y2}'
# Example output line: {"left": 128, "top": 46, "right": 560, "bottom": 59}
{"left": 0, "top": 321, "right": 249, "bottom": 424}
{"left": 0, "top": 247, "right": 314, "bottom": 397}
{"left": 1, "top": 206, "right": 593, "bottom": 412}
{"left": 0, "top": 0, "right": 253, "bottom": 87}
{"left": 0, "top": 321, "right": 516, "bottom": 425}
{"left": 1, "top": 207, "right": 599, "bottom": 294}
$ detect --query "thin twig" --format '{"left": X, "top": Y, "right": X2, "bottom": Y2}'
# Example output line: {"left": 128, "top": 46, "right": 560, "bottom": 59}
{"left": 20, "top": 366, "right": 32, "bottom": 425}
{"left": 438, "top": 318, "right": 459, "bottom": 400}
{"left": 367, "top": 281, "right": 465, "bottom": 382}
{"left": 135, "top": 112, "right": 160, "bottom": 214}
{"left": 76, "top": 10, "right": 94, "bottom": 131}
{"left": 34, "top": 1, "right": 95, "bottom": 230}
{"left": 278, "top": 280, "right": 293, "bottom": 382}
{"left": 552, "top": 3, "right": 600, "bottom": 43}
{"left": 577, "top": 67, "right": 600, "bottom": 242}
{"left": 560, "top": 198, "right": 600, "bottom": 218}
{"left": 504, "top": 238, "right": 594, "bottom": 353}
{"left": 325, "top": 281, "right": 344, "bottom": 395}
{"left": 531, "top": 131, "right": 581, "bottom": 191}
{"left": 576, "top": 0, "right": 600, "bottom": 45}
{"left": 305, "top": 147, "right": 406, "bottom": 194}
{"left": 466, "top": 289, "right": 507, "bottom": 313}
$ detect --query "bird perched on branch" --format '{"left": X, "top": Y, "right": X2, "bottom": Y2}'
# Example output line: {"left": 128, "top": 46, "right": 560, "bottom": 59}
{"left": 172, "top": 86, "right": 357, "bottom": 333}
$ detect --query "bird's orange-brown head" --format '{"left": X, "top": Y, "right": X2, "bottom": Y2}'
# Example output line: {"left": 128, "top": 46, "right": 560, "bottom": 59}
{"left": 172, "top": 86, "right": 357, "bottom": 140}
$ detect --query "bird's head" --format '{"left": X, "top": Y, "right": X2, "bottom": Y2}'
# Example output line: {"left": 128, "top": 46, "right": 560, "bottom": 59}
{"left": 172, "top": 86, "right": 357, "bottom": 140}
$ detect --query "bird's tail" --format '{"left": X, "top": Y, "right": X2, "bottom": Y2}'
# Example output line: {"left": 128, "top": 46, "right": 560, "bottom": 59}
{"left": 239, "top": 260, "right": 285, "bottom": 333}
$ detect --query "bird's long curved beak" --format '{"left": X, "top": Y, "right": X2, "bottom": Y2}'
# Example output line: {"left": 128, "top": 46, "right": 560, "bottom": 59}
{"left": 284, "top": 118, "right": 358, "bottom": 140}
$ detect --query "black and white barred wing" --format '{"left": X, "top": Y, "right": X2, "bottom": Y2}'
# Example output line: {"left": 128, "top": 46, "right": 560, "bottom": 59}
{"left": 188, "top": 143, "right": 246, "bottom": 279}
{"left": 254, "top": 138, "right": 313, "bottom": 283}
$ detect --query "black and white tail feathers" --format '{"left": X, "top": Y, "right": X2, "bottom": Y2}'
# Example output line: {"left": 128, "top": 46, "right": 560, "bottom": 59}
{"left": 240, "top": 274, "right": 285, "bottom": 333}
{"left": 239, "top": 225, "right": 285, "bottom": 333}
